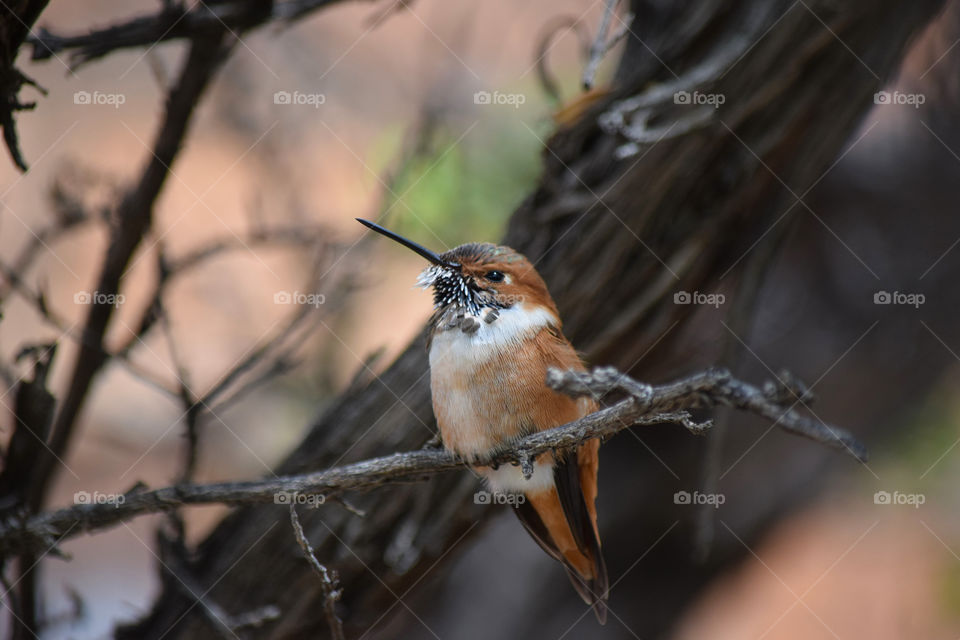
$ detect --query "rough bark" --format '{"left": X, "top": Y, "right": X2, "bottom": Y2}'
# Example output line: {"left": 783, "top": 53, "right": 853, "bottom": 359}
{"left": 118, "top": 1, "right": 947, "bottom": 638}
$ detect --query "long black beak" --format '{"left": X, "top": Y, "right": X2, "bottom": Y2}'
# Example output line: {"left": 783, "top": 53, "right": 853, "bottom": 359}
{"left": 356, "top": 218, "right": 460, "bottom": 270}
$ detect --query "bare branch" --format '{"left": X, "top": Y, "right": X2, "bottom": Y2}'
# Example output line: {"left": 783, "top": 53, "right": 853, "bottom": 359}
{"left": 167, "top": 224, "right": 339, "bottom": 275}
{"left": 157, "top": 294, "right": 200, "bottom": 486}
{"left": 0, "top": 181, "right": 94, "bottom": 307}
{"left": 289, "top": 506, "right": 345, "bottom": 640}
{"left": 597, "top": 30, "right": 756, "bottom": 157}
{"left": 1, "top": 0, "right": 51, "bottom": 172}
{"left": 0, "top": 367, "right": 865, "bottom": 557}
{"left": 534, "top": 15, "right": 591, "bottom": 104}
{"left": 582, "top": 0, "right": 634, "bottom": 90}
{"left": 0, "top": 66, "right": 45, "bottom": 171}
{"left": 27, "top": 0, "right": 357, "bottom": 69}
{"left": 0, "top": 258, "right": 183, "bottom": 398}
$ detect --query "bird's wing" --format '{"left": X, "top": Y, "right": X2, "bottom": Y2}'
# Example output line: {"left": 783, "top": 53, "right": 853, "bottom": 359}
{"left": 513, "top": 325, "right": 608, "bottom": 621}
{"left": 514, "top": 442, "right": 608, "bottom": 624}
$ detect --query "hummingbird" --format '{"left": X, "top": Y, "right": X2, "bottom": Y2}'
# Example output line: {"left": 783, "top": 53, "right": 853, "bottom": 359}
{"left": 357, "top": 218, "right": 609, "bottom": 622}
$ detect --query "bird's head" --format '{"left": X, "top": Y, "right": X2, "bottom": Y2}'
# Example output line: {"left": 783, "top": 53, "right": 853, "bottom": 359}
{"left": 357, "top": 219, "right": 558, "bottom": 322}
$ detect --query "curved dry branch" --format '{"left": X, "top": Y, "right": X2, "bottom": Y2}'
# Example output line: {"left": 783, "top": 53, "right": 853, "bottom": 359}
{"left": 0, "top": 366, "right": 865, "bottom": 558}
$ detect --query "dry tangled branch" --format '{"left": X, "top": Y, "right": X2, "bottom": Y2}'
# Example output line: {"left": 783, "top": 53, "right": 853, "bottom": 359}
{"left": 289, "top": 506, "right": 346, "bottom": 640}
{"left": 0, "top": 0, "right": 51, "bottom": 172}
{"left": 0, "top": 366, "right": 865, "bottom": 558}
{"left": 27, "top": 0, "right": 351, "bottom": 69}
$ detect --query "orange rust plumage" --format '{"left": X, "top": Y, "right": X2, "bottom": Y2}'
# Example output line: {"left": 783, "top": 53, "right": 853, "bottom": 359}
{"left": 358, "top": 220, "right": 609, "bottom": 622}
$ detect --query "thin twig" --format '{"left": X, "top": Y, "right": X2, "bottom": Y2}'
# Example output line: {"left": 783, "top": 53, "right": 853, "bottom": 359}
{"left": 0, "top": 204, "right": 92, "bottom": 307}
{"left": 289, "top": 506, "right": 345, "bottom": 640}
{"left": 27, "top": 0, "right": 354, "bottom": 69}
{"left": 167, "top": 224, "right": 339, "bottom": 274}
{"left": 534, "top": 15, "right": 592, "bottom": 104}
{"left": 582, "top": 0, "right": 633, "bottom": 90}
{"left": 157, "top": 292, "right": 201, "bottom": 486}
{"left": 0, "top": 258, "right": 183, "bottom": 398}
{"left": 597, "top": 31, "right": 755, "bottom": 157}
{"left": 198, "top": 247, "right": 358, "bottom": 416}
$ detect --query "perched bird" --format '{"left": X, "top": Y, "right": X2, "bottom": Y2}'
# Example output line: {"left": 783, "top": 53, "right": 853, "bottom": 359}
{"left": 358, "top": 218, "right": 608, "bottom": 622}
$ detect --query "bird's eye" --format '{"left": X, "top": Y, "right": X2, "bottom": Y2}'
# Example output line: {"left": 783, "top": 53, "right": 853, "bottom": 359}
{"left": 484, "top": 270, "right": 505, "bottom": 282}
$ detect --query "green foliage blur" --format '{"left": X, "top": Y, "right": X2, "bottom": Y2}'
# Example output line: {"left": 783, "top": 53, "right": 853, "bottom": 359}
{"left": 370, "top": 115, "right": 545, "bottom": 250}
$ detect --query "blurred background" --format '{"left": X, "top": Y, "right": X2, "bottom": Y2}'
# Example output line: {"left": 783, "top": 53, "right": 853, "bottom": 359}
{"left": 0, "top": 0, "right": 958, "bottom": 638}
